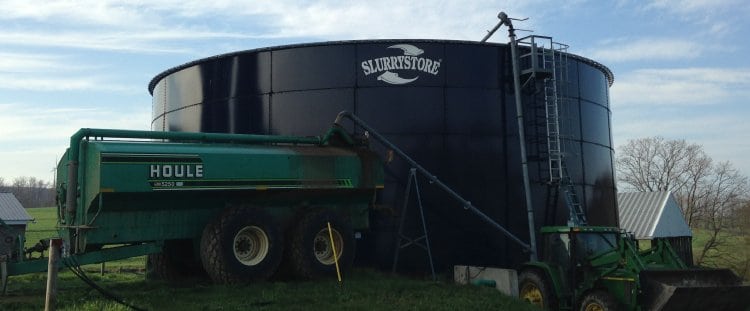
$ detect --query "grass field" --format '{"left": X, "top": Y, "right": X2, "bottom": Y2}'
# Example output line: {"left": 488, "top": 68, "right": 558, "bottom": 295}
{"left": 23, "top": 207, "right": 145, "bottom": 269}
{"left": 692, "top": 229, "right": 750, "bottom": 280}
{"left": 5, "top": 207, "right": 537, "bottom": 311}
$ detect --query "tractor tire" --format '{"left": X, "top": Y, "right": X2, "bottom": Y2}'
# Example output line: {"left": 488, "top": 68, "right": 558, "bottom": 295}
{"left": 288, "top": 209, "right": 355, "bottom": 279}
{"left": 579, "top": 290, "right": 619, "bottom": 311}
{"left": 199, "top": 207, "right": 283, "bottom": 284}
{"left": 519, "top": 269, "right": 557, "bottom": 310}
{"left": 146, "top": 240, "right": 205, "bottom": 281}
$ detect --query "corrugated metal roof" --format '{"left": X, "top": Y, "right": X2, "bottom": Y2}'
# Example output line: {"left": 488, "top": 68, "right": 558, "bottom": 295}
{"left": 0, "top": 193, "right": 33, "bottom": 225}
{"left": 617, "top": 191, "right": 691, "bottom": 239}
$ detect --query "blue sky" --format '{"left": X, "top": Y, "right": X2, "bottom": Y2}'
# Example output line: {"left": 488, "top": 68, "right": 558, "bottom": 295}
{"left": 1, "top": 0, "right": 749, "bottom": 183}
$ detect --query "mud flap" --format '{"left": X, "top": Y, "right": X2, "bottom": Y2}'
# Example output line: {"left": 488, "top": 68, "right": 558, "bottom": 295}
{"left": 640, "top": 269, "right": 750, "bottom": 311}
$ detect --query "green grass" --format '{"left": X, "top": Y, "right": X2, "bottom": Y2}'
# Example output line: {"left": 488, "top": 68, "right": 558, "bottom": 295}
{"left": 692, "top": 229, "right": 750, "bottom": 280}
{"left": 24, "top": 207, "right": 59, "bottom": 249}
{"left": 3, "top": 269, "right": 538, "bottom": 311}
{"left": 23, "top": 207, "right": 144, "bottom": 269}
{"left": 7, "top": 207, "right": 537, "bottom": 310}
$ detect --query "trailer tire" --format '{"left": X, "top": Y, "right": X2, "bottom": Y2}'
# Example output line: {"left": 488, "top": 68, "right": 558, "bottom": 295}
{"left": 146, "top": 240, "right": 205, "bottom": 281}
{"left": 289, "top": 209, "right": 355, "bottom": 279}
{"left": 146, "top": 252, "right": 179, "bottom": 281}
{"left": 519, "top": 269, "right": 557, "bottom": 310}
{"left": 579, "top": 290, "right": 619, "bottom": 311}
{"left": 200, "top": 208, "right": 283, "bottom": 284}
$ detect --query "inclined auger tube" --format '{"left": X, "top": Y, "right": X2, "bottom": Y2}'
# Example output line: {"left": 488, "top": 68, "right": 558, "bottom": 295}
{"left": 334, "top": 111, "right": 532, "bottom": 252}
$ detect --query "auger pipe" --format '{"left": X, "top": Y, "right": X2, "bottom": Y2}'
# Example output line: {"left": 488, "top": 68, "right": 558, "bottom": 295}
{"left": 503, "top": 11, "right": 539, "bottom": 261}
{"left": 334, "top": 111, "right": 532, "bottom": 252}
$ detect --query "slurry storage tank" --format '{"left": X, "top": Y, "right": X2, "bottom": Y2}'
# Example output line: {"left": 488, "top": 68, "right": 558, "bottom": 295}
{"left": 148, "top": 39, "right": 616, "bottom": 270}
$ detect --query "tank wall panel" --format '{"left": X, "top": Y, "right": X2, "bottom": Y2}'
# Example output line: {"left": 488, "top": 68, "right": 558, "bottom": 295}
{"left": 165, "top": 104, "right": 202, "bottom": 132}
{"left": 578, "top": 63, "right": 609, "bottom": 107}
{"left": 580, "top": 100, "right": 611, "bottom": 146}
{"left": 582, "top": 141, "right": 616, "bottom": 187}
{"left": 149, "top": 40, "right": 617, "bottom": 270}
{"left": 152, "top": 80, "right": 166, "bottom": 123}
{"left": 445, "top": 44, "right": 503, "bottom": 88}
{"left": 165, "top": 66, "right": 205, "bottom": 112}
{"left": 445, "top": 89, "right": 503, "bottom": 134}
{"left": 271, "top": 90, "right": 354, "bottom": 136}
{"left": 209, "top": 53, "right": 271, "bottom": 98}
{"left": 355, "top": 88, "right": 444, "bottom": 134}
{"left": 272, "top": 46, "right": 356, "bottom": 92}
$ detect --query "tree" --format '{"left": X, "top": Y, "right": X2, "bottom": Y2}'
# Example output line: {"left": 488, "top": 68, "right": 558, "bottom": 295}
{"left": 3, "top": 176, "right": 55, "bottom": 208}
{"left": 616, "top": 137, "right": 713, "bottom": 226}
{"left": 616, "top": 137, "right": 749, "bottom": 267}
{"left": 692, "top": 162, "right": 748, "bottom": 265}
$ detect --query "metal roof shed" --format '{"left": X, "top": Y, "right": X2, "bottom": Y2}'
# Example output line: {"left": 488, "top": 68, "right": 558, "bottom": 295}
{"left": 1, "top": 192, "right": 34, "bottom": 260}
{"left": 0, "top": 193, "right": 33, "bottom": 226}
{"left": 617, "top": 191, "right": 693, "bottom": 265}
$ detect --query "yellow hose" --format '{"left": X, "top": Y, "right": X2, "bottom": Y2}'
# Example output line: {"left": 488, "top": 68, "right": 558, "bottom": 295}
{"left": 327, "top": 222, "right": 342, "bottom": 283}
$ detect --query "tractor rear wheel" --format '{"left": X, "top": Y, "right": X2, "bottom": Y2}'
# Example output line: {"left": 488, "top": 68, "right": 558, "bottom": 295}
{"left": 288, "top": 209, "right": 355, "bottom": 279}
{"left": 579, "top": 290, "right": 619, "bottom": 311}
{"left": 519, "top": 269, "right": 556, "bottom": 310}
{"left": 200, "top": 207, "right": 283, "bottom": 284}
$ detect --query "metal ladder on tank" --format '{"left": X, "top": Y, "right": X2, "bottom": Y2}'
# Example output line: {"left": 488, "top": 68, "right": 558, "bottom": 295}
{"left": 518, "top": 36, "right": 587, "bottom": 226}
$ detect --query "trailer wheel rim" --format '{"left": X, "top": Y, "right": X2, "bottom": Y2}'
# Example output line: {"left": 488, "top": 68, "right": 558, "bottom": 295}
{"left": 313, "top": 228, "right": 343, "bottom": 265}
{"left": 520, "top": 283, "right": 543, "bottom": 307}
{"left": 583, "top": 302, "right": 604, "bottom": 311}
{"left": 233, "top": 226, "right": 269, "bottom": 266}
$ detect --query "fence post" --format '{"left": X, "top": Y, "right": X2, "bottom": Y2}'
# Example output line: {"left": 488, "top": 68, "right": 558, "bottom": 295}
{"left": 44, "top": 238, "right": 62, "bottom": 311}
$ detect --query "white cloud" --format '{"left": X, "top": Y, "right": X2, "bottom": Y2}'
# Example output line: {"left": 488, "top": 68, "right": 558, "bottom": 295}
{"left": 0, "top": 30, "right": 253, "bottom": 54}
{"left": 0, "top": 103, "right": 150, "bottom": 140}
{"left": 611, "top": 67, "right": 750, "bottom": 106}
{"left": 587, "top": 38, "right": 703, "bottom": 63}
{"left": 0, "top": 1, "right": 539, "bottom": 52}
{"left": 643, "top": 0, "right": 743, "bottom": 16}
{"left": 0, "top": 53, "right": 78, "bottom": 73}
{"left": 612, "top": 111, "right": 750, "bottom": 177}
{"left": 0, "top": 103, "right": 151, "bottom": 181}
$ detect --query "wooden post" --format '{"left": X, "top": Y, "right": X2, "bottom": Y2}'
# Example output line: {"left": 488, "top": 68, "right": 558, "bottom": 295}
{"left": 1, "top": 255, "right": 8, "bottom": 295}
{"left": 45, "top": 238, "right": 62, "bottom": 311}
{"left": 100, "top": 262, "right": 105, "bottom": 276}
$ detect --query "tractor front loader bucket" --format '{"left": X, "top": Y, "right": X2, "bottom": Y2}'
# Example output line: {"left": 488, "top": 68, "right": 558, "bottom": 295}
{"left": 640, "top": 269, "right": 750, "bottom": 311}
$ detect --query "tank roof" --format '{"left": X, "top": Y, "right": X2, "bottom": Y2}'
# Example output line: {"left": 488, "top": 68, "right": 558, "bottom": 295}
{"left": 148, "top": 39, "right": 614, "bottom": 94}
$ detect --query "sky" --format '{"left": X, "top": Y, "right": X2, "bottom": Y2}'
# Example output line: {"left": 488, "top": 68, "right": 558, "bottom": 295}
{"left": 1, "top": 0, "right": 749, "bottom": 184}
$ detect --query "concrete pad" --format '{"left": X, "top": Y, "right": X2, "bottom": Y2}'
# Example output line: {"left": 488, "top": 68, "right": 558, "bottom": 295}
{"left": 454, "top": 265, "right": 519, "bottom": 297}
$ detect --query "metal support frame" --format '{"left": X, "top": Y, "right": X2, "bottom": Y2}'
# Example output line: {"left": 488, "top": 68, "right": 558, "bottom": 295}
{"left": 479, "top": 12, "right": 539, "bottom": 261}
{"left": 392, "top": 168, "right": 436, "bottom": 280}
{"left": 334, "top": 111, "right": 531, "bottom": 255}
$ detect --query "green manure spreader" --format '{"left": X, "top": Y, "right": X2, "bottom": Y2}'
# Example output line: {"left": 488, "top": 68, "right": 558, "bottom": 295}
{"left": 2, "top": 125, "right": 383, "bottom": 284}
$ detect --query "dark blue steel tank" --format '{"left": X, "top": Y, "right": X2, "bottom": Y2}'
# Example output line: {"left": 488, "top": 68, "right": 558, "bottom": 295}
{"left": 148, "top": 39, "right": 616, "bottom": 271}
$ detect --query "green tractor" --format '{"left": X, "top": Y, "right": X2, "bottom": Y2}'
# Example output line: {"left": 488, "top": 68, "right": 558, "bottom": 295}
{"left": 518, "top": 226, "right": 750, "bottom": 310}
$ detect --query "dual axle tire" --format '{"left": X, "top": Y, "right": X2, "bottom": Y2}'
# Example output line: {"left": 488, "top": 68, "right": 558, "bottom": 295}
{"left": 288, "top": 209, "right": 355, "bottom": 279}
{"left": 200, "top": 208, "right": 283, "bottom": 284}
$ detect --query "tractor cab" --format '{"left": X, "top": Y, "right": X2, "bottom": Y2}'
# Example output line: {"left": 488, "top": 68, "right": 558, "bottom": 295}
{"left": 539, "top": 226, "right": 621, "bottom": 293}
{"left": 520, "top": 226, "right": 630, "bottom": 310}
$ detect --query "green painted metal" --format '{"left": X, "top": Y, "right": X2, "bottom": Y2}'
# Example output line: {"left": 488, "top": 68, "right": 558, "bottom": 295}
{"left": 523, "top": 226, "right": 749, "bottom": 310}
{"left": 7, "top": 243, "right": 163, "bottom": 275}
{"left": 8, "top": 125, "right": 383, "bottom": 278}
